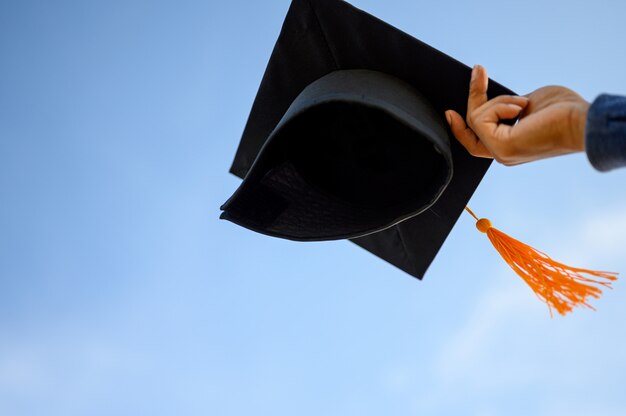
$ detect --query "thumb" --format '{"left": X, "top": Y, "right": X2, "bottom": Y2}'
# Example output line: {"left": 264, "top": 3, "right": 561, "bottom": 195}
{"left": 445, "top": 110, "right": 492, "bottom": 158}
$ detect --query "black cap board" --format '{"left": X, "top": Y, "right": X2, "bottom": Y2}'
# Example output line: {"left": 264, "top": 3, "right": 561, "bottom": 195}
{"left": 220, "top": 0, "right": 516, "bottom": 279}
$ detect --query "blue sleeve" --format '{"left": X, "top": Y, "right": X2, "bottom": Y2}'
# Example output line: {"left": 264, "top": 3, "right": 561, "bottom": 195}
{"left": 585, "top": 94, "right": 626, "bottom": 172}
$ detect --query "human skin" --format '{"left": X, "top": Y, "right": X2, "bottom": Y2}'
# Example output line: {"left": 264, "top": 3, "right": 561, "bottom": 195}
{"left": 445, "top": 65, "right": 590, "bottom": 166}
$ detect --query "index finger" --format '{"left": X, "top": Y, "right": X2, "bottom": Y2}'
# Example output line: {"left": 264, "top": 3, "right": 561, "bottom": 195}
{"left": 467, "top": 64, "right": 489, "bottom": 114}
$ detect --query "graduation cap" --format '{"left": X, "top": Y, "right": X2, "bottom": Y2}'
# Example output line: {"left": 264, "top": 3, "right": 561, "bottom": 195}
{"left": 220, "top": 0, "right": 617, "bottom": 315}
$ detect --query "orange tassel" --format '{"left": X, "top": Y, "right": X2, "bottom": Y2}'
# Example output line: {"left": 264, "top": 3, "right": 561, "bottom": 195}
{"left": 465, "top": 206, "right": 618, "bottom": 316}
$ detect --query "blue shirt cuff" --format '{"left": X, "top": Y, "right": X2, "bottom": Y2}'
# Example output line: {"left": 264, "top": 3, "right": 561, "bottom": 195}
{"left": 585, "top": 94, "right": 626, "bottom": 172}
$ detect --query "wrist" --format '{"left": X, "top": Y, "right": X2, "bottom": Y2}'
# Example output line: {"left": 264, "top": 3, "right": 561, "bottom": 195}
{"left": 568, "top": 101, "right": 590, "bottom": 152}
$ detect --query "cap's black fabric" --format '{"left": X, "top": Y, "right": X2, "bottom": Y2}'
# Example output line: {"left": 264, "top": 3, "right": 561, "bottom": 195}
{"left": 220, "top": 0, "right": 516, "bottom": 279}
{"left": 221, "top": 69, "right": 454, "bottom": 240}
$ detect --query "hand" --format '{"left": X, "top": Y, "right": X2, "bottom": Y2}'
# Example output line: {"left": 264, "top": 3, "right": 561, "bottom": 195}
{"left": 445, "top": 65, "right": 590, "bottom": 166}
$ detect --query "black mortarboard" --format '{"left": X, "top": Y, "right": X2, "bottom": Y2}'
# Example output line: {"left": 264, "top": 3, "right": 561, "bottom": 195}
{"left": 220, "top": 0, "right": 516, "bottom": 279}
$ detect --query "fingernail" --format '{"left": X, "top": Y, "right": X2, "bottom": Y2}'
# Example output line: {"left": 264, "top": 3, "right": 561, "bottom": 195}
{"left": 445, "top": 111, "right": 452, "bottom": 125}
{"left": 471, "top": 65, "right": 478, "bottom": 81}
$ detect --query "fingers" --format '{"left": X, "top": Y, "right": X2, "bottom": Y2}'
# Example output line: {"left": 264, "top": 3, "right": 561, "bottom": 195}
{"left": 480, "top": 94, "right": 530, "bottom": 108}
{"left": 448, "top": 63, "right": 531, "bottom": 161}
{"left": 480, "top": 102, "right": 526, "bottom": 124}
{"left": 445, "top": 110, "right": 492, "bottom": 158}
{"left": 467, "top": 65, "right": 489, "bottom": 114}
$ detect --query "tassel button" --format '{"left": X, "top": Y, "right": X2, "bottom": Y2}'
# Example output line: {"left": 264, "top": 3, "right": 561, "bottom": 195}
{"left": 476, "top": 218, "right": 492, "bottom": 233}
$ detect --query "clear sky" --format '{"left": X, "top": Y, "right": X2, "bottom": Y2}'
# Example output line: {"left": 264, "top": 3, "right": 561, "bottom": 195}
{"left": 1, "top": 1, "right": 626, "bottom": 415}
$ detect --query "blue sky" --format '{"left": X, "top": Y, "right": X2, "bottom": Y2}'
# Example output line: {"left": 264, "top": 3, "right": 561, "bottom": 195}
{"left": 1, "top": 1, "right": 626, "bottom": 415}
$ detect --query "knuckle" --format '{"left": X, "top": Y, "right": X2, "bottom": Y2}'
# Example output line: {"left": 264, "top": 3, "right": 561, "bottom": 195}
{"left": 466, "top": 114, "right": 478, "bottom": 129}
{"left": 467, "top": 115, "right": 485, "bottom": 131}
{"left": 493, "top": 146, "right": 515, "bottom": 165}
{"left": 469, "top": 89, "right": 484, "bottom": 99}
{"left": 493, "top": 154, "right": 508, "bottom": 164}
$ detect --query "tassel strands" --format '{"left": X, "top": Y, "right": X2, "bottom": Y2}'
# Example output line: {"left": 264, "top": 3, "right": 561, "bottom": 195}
{"left": 465, "top": 206, "right": 618, "bottom": 316}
